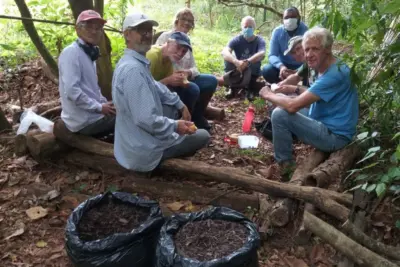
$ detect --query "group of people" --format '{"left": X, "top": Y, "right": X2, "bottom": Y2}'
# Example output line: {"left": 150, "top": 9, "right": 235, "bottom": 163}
{"left": 58, "top": 7, "right": 359, "bottom": 177}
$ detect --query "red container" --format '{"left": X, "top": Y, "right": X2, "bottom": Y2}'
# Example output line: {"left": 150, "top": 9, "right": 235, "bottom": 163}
{"left": 242, "top": 106, "right": 255, "bottom": 133}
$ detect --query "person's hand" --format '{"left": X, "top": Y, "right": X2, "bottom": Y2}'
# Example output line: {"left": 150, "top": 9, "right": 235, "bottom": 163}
{"left": 274, "top": 84, "right": 297, "bottom": 94}
{"left": 176, "top": 120, "right": 197, "bottom": 135}
{"left": 235, "top": 60, "right": 249, "bottom": 73}
{"left": 101, "top": 102, "right": 116, "bottom": 116}
{"left": 259, "top": 86, "right": 273, "bottom": 100}
{"left": 176, "top": 70, "right": 192, "bottom": 79}
{"left": 180, "top": 105, "right": 191, "bottom": 121}
{"left": 167, "top": 72, "right": 187, "bottom": 87}
{"left": 279, "top": 66, "right": 296, "bottom": 80}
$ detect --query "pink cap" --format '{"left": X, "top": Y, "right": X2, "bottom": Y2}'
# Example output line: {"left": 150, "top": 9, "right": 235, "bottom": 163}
{"left": 76, "top": 10, "right": 107, "bottom": 25}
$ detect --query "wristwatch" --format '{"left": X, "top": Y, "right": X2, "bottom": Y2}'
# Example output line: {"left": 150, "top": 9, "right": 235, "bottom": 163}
{"left": 295, "top": 86, "right": 300, "bottom": 95}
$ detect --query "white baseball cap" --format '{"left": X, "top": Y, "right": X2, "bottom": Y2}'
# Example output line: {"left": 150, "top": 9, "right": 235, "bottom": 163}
{"left": 122, "top": 12, "right": 159, "bottom": 31}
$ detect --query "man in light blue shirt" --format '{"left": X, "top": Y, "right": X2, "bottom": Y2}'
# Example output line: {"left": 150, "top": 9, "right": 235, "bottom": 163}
{"left": 262, "top": 7, "right": 308, "bottom": 84}
{"left": 112, "top": 12, "right": 210, "bottom": 172}
{"left": 259, "top": 27, "right": 358, "bottom": 178}
{"left": 58, "top": 10, "right": 115, "bottom": 136}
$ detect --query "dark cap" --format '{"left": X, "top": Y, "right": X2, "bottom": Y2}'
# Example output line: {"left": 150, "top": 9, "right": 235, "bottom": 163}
{"left": 223, "top": 68, "right": 251, "bottom": 88}
{"left": 170, "top": 31, "right": 192, "bottom": 51}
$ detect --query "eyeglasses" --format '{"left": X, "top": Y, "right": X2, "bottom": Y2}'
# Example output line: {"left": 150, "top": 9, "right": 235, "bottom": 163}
{"left": 129, "top": 26, "right": 155, "bottom": 37}
{"left": 81, "top": 22, "right": 104, "bottom": 32}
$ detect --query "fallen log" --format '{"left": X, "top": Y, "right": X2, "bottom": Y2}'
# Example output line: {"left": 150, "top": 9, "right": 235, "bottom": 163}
{"left": 341, "top": 220, "right": 400, "bottom": 261}
{"left": 120, "top": 176, "right": 259, "bottom": 212}
{"left": 40, "top": 105, "right": 61, "bottom": 119}
{"left": 304, "top": 212, "right": 397, "bottom": 267}
{"left": 304, "top": 145, "right": 360, "bottom": 188}
{"left": 204, "top": 106, "right": 225, "bottom": 121}
{"left": 270, "top": 150, "right": 327, "bottom": 227}
{"left": 15, "top": 129, "right": 41, "bottom": 156}
{"left": 42, "top": 124, "right": 353, "bottom": 222}
{"left": 26, "top": 132, "right": 69, "bottom": 160}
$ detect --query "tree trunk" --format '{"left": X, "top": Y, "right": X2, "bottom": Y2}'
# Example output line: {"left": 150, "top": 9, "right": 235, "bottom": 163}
{"left": 14, "top": 0, "right": 58, "bottom": 77}
{"left": 94, "top": 0, "right": 104, "bottom": 16}
{"left": 26, "top": 132, "right": 69, "bottom": 160}
{"left": 15, "top": 130, "right": 40, "bottom": 156}
{"left": 185, "top": 0, "right": 190, "bottom": 8}
{"left": 304, "top": 212, "right": 398, "bottom": 267}
{"left": 204, "top": 106, "right": 225, "bottom": 121}
{"left": 68, "top": 0, "right": 113, "bottom": 100}
{"left": 0, "top": 106, "right": 12, "bottom": 132}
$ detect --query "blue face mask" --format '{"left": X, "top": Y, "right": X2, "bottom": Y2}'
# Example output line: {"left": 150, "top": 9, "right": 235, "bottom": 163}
{"left": 242, "top": 27, "right": 254, "bottom": 39}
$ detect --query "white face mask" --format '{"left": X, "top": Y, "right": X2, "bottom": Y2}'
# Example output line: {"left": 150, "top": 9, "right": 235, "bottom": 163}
{"left": 283, "top": 18, "right": 298, "bottom": 31}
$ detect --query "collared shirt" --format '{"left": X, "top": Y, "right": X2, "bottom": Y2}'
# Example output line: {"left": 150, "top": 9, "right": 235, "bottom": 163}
{"left": 155, "top": 30, "right": 200, "bottom": 79}
{"left": 58, "top": 38, "right": 107, "bottom": 132}
{"left": 146, "top": 45, "right": 174, "bottom": 81}
{"left": 268, "top": 22, "right": 308, "bottom": 69}
{"left": 112, "top": 48, "right": 185, "bottom": 172}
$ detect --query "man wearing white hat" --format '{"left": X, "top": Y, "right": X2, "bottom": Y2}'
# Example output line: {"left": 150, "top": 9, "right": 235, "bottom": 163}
{"left": 112, "top": 12, "right": 210, "bottom": 172}
{"left": 58, "top": 10, "right": 115, "bottom": 136}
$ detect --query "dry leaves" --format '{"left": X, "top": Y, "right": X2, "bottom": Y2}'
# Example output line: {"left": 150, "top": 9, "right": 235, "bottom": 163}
{"left": 166, "top": 201, "right": 195, "bottom": 212}
{"left": 4, "top": 222, "right": 25, "bottom": 240}
{"left": 26, "top": 206, "right": 48, "bottom": 220}
{"left": 36, "top": 240, "right": 48, "bottom": 248}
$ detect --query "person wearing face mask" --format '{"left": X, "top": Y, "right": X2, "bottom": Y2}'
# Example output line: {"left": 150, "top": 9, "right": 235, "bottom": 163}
{"left": 262, "top": 7, "right": 308, "bottom": 85}
{"left": 221, "top": 16, "right": 266, "bottom": 100}
{"left": 146, "top": 31, "right": 213, "bottom": 132}
{"left": 58, "top": 10, "right": 115, "bottom": 137}
{"left": 112, "top": 12, "right": 210, "bottom": 173}
{"left": 155, "top": 8, "right": 217, "bottom": 131}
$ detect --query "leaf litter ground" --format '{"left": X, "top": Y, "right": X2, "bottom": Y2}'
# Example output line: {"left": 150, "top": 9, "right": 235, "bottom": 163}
{"left": 2, "top": 60, "right": 399, "bottom": 266}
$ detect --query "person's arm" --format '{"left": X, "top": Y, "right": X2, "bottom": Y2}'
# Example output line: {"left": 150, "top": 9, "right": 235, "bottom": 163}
{"left": 268, "top": 28, "right": 284, "bottom": 69}
{"left": 247, "top": 37, "right": 266, "bottom": 64}
{"left": 279, "top": 73, "right": 302, "bottom": 86}
{"left": 59, "top": 48, "right": 102, "bottom": 113}
{"left": 123, "top": 67, "right": 178, "bottom": 138}
{"left": 260, "top": 88, "right": 319, "bottom": 113}
{"left": 155, "top": 81, "right": 184, "bottom": 109}
{"left": 221, "top": 46, "right": 239, "bottom": 65}
{"left": 187, "top": 51, "right": 200, "bottom": 78}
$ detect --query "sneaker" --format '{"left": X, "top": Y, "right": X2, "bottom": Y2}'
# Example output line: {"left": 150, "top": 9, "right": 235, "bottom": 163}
{"left": 225, "top": 88, "right": 235, "bottom": 99}
{"left": 194, "top": 116, "right": 212, "bottom": 132}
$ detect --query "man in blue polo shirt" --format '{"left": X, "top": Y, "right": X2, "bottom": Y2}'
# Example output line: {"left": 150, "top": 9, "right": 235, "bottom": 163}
{"left": 262, "top": 7, "right": 308, "bottom": 84}
{"left": 259, "top": 27, "right": 358, "bottom": 175}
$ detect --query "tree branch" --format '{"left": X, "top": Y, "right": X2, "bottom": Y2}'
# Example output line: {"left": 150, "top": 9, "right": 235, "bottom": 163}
{"left": 14, "top": 0, "right": 59, "bottom": 77}
{"left": 217, "top": 0, "right": 283, "bottom": 18}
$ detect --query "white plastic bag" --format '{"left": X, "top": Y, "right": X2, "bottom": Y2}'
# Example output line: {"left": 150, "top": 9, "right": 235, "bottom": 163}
{"left": 238, "top": 135, "right": 260, "bottom": 149}
{"left": 17, "top": 109, "right": 54, "bottom": 135}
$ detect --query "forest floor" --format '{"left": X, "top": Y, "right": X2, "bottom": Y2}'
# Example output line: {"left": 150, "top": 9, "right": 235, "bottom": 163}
{"left": 0, "top": 60, "right": 398, "bottom": 267}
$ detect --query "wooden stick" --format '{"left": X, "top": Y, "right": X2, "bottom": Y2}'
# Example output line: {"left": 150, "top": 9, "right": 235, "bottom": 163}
{"left": 341, "top": 220, "right": 400, "bottom": 261}
{"left": 304, "top": 212, "right": 398, "bottom": 267}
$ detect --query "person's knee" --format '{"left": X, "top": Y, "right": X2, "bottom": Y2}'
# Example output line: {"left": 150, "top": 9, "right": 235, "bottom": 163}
{"left": 271, "top": 107, "right": 289, "bottom": 124}
{"left": 196, "top": 129, "right": 210, "bottom": 148}
{"left": 187, "top": 82, "right": 200, "bottom": 98}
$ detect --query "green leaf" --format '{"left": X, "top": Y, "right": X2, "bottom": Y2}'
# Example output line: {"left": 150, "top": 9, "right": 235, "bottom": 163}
{"left": 357, "top": 132, "right": 369, "bottom": 140}
{"left": 390, "top": 185, "right": 400, "bottom": 193}
{"left": 392, "top": 132, "right": 400, "bottom": 140}
{"left": 0, "top": 43, "right": 15, "bottom": 50}
{"left": 376, "top": 183, "right": 386, "bottom": 197}
{"left": 355, "top": 174, "right": 369, "bottom": 181}
{"left": 366, "top": 183, "right": 377, "bottom": 193}
{"left": 396, "top": 220, "right": 400, "bottom": 229}
{"left": 368, "top": 146, "right": 381, "bottom": 153}
{"left": 357, "top": 152, "right": 376, "bottom": 164}
{"left": 380, "top": 174, "right": 391, "bottom": 183}
{"left": 361, "top": 182, "right": 368, "bottom": 190}
{"left": 380, "top": 1, "right": 400, "bottom": 14}
{"left": 388, "top": 167, "right": 400, "bottom": 179}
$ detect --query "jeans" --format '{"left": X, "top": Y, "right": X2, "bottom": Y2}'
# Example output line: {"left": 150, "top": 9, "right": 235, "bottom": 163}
{"left": 173, "top": 74, "right": 217, "bottom": 122}
{"left": 261, "top": 63, "right": 303, "bottom": 84}
{"left": 271, "top": 107, "right": 350, "bottom": 162}
{"left": 78, "top": 115, "right": 115, "bottom": 137}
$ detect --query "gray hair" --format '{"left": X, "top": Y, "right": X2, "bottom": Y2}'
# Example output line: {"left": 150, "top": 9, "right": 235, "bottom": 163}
{"left": 241, "top": 16, "right": 256, "bottom": 28}
{"left": 303, "top": 26, "right": 334, "bottom": 49}
{"left": 76, "top": 21, "right": 87, "bottom": 28}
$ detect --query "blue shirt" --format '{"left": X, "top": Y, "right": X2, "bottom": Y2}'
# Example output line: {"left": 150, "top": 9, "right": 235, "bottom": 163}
{"left": 268, "top": 22, "right": 308, "bottom": 69}
{"left": 112, "top": 49, "right": 185, "bottom": 172}
{"left": 308, "top": 61, "right": 359, "bottom": 140}
{"left": 58, "top": 38, "right": 107, "bottom": 132}
{"left": 228, "top": 35, "right": 266, "bottom": 76}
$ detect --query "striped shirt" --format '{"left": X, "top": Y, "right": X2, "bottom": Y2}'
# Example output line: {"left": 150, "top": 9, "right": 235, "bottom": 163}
{"left": 58, "top": 38, "right": 107, "bottom": 132}
{"left": 155, "top": 30, "right": 200, "bottom": 79}
{"left": 112, "top": 48, "right": 185, "bottom": 172}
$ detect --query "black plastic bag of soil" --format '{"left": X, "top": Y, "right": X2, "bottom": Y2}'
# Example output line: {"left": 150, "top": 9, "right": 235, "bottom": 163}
{"left": 155, "top": 206, "right": 260, "bottom": 267}
{"left": 65, "top": 191, "right": 164, "bottom": 267}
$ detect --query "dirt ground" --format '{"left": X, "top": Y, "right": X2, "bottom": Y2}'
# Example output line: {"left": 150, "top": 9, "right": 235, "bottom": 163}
{"left": 0, "top": 60, "right": 397, "bottom": 267}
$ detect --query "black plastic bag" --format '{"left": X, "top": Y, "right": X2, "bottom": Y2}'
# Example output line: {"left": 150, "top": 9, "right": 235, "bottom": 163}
{"left": 65, "top": 191, "right": 164, "bottom": 267}
{"left": 255, "top": 119, "right": 273, "bottom": 141}
{"left": 155, "top": 206, "right": 260, "bottom": 267}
